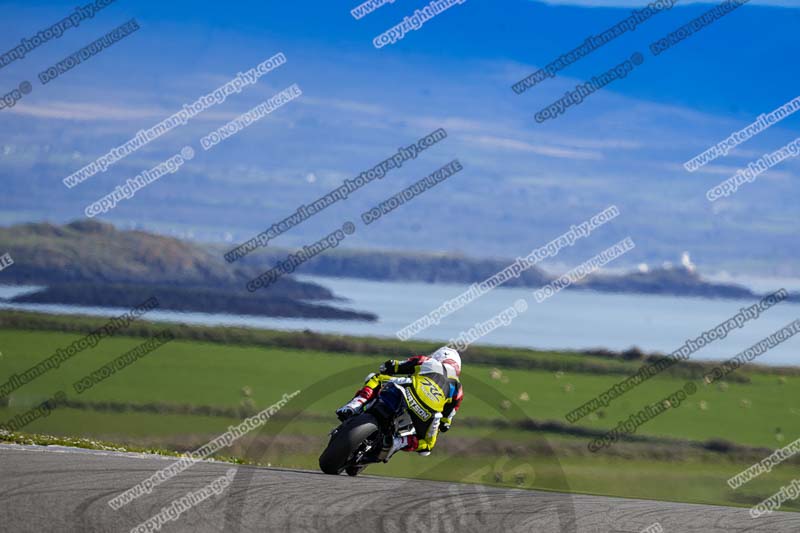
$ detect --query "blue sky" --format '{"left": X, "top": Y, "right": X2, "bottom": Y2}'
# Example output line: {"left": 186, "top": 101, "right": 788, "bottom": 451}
{"left": 1, "top": 0, "right": 798, "bottom": 275}
{"left": 543, "top": 0, "right": 796, "bottom": 5}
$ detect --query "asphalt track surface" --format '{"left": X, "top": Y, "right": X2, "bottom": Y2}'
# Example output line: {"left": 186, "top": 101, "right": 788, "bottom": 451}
{"left": 2, "top": 444, "right": 800, "bottom": 532}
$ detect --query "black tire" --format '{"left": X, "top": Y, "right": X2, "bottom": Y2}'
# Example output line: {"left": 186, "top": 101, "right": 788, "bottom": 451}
{"left": 319, "top": 413, "right": 380, "bottom": 475}
{"left": 345, "top": 465, "right": 365, "bottom": 477}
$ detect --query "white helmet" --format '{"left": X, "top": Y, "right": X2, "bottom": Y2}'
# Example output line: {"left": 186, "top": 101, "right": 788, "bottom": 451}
{"left": 430, "top": 346, "right": 461, "bottom": 377}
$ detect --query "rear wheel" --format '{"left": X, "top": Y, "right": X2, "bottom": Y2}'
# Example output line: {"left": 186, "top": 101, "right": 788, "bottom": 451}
{"left": 319, "top": 414, "right": 380, "bottom": 475}
{"left": 345, "top": 465, "right": 366, "bottom": 477}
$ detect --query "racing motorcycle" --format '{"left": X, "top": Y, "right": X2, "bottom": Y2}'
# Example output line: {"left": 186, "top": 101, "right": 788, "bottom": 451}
{"left": 319, "top": 362, "right": 448, "bottom": 476}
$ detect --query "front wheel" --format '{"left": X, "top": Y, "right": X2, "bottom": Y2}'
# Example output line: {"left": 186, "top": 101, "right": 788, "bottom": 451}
{"left": 319, "top": 413, "right": 380, "bottom": 475}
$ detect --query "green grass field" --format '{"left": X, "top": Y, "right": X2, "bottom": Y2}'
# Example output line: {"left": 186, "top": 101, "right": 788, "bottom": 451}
{"left": 1, "top": 321, "right": 798, "bottom": 511}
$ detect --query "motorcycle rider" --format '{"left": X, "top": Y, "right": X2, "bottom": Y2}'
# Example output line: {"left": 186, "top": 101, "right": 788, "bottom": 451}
{"left": 336, "top": 346, "right": 463, "bottom": 457}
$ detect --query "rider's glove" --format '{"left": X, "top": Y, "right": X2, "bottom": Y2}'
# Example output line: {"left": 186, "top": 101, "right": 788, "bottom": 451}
{"left": 440, "top": 417, "right": 452, "bottom": 432}
{"left": 379, "top": 360, "right": 398, "bottom": 375}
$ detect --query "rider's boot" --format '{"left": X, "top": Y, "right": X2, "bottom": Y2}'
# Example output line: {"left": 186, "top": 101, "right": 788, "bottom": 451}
{"left": 381, "top": 435, "right": 418, "bottom": 462}
{"left": 336, "top": 396, "right": 367, "bottom": 421}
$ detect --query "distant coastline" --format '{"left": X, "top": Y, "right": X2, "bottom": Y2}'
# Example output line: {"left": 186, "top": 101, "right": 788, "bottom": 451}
{"left": 220, "top": 245, "right": 797, "bottom": 303}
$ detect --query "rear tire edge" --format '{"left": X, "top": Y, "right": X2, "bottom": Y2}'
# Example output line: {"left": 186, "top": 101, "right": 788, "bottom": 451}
{"left": 319, "top": 413, "right": 379, "bottom": 475}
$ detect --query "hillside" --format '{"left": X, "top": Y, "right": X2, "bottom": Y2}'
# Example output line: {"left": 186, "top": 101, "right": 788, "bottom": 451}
{"left": 0, "top": 221, "right": 375, "bottom": 321}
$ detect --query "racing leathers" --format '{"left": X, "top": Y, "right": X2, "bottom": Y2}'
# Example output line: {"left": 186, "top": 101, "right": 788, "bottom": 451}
{"left": 336, "top": 355, "right": 463, "bottom": 454}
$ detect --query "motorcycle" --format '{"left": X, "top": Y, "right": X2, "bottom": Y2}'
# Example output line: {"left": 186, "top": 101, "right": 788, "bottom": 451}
{"left": 319, "top": 362, "right": 448, "bottom": 476}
